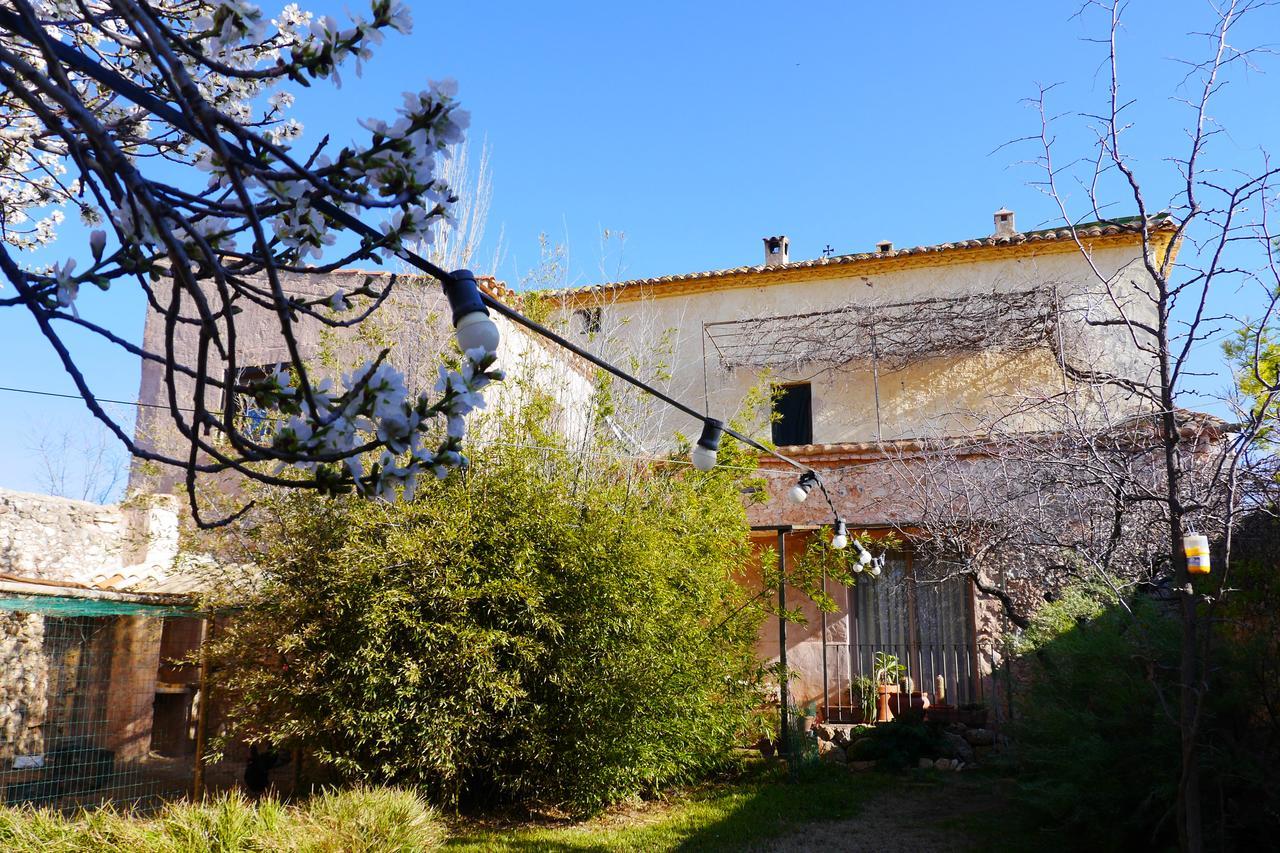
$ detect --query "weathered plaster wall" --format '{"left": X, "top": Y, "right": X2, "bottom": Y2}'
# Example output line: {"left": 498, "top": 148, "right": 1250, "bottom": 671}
{"left": 557, "top": 242, "right": 1159, "bottom": 447}
{"left": 131, "top": 270, "right": 596, "bottom": 495}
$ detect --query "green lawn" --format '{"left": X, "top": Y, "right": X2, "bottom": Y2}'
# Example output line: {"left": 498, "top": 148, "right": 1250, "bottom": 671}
{"left": 445, "top": 760, "right": 889, "bottom": 852}
{"left": 0, "top": 759, "right": 1010, "bottom": 852}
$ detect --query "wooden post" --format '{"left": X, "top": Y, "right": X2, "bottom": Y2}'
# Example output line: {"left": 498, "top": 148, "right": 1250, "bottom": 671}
{"left": 191, "top": 617, "right": 212, "bottom": 801}
{"left": 777, "top": 530, "right": 789, "bottom": 757}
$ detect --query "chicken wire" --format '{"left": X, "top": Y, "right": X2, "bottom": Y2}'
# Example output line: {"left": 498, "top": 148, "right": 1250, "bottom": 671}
{"left": 0, "top": 595, "right": 202, "bottom": 813}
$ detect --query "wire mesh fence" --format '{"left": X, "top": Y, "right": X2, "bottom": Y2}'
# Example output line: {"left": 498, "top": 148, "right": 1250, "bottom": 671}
{"left": 0, "top": 594, "right": 203, "bottom": 813}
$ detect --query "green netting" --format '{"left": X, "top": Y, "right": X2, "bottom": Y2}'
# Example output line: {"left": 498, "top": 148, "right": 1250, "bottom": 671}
{"left": 0, "top": 593, "right": 193, "bottom": 618}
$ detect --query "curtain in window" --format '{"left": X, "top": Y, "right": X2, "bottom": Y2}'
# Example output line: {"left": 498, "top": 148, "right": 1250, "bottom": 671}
{"left": 849, "top": 557, "right": 975, "bottom": 703}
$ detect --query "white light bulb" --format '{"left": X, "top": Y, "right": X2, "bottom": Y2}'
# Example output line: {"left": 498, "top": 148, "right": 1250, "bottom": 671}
{"left": 455, "top": 311, "right": 500, "bottom": 354}
{"left": 690, "top": 444, "right": 717, "bottom": 471}
{"left": 859, "top": 549, "right": 873, "bottom": 567}
{"left": 787, "top": 483, "right": 810, "bottom": 503}
{"left": 831, "top": 532, "right": 848, "bottom": 550}
{"left": 870, "top": 563, "right": 882, "bottom": 577}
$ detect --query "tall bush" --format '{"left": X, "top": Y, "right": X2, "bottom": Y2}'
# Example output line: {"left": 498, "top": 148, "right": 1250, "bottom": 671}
{"left": 1010, "top": 585, "right": 1181, "bottom": 848}
{"left": 206, "top": 404, "right": 766, "bottom": 813}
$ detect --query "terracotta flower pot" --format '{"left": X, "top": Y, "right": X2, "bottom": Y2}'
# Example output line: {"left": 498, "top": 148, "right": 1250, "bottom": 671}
{"left": 925, "top": 704, "right": 958, "bottom": 724}
{"left": 875, "top": 683, "right": 899, "bottom": 723}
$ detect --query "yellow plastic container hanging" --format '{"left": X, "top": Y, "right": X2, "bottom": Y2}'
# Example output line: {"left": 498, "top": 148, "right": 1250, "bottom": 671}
{"left": 1183, "top": 534, "right": 1211, "bottom": 575}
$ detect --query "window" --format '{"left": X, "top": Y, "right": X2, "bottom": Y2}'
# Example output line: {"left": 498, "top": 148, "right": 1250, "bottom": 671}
{"left": 848, "top": 555, "right": 977, "bottom": 703}
{"left": 573, "top": 307, "right": 602, "bottom": 335}
{"left": 221, "top": 363, "right": 283, "bottom": 440}
{"left": 771, "top": 383, "right": 812, "bottom": 446}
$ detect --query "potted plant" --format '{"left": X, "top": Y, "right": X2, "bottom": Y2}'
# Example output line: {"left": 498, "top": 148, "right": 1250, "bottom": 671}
{"left": 872, "top": 651, "right": 905, "bottom": 723}
{"left": 926, "top": 703, "right": 959, "bottom": 724}
{"left": 854, "top": 675, "right": 877, "bottom": 725}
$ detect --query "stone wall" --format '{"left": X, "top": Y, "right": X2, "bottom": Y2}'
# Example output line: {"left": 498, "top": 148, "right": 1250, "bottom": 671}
{"left": 0, "top": 611, "right": 48, "bottom": 761}
{"left": 0, "top": 488, "right": 178, "bottom": 585}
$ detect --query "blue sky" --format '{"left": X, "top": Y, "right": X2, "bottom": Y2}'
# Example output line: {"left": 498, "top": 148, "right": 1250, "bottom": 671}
{"left": 2, "top": 0, "right": 1277, "bottom": 498}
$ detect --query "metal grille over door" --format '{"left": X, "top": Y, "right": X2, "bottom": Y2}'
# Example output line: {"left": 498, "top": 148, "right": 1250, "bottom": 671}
{"left": 849, "top": 555, "right": 976, "bottom": 704}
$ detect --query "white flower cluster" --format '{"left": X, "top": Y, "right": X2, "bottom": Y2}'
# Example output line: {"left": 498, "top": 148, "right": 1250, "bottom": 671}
{"left": 264, "top": 347, "right": 505, "bottom": 500}
{"left": 7, "top": 1, "right": 500, "bottom": 511}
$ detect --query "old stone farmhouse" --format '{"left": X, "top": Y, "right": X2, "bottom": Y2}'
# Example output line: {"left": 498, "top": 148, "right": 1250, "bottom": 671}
{"left": 550, "top": 209, "right": 1182, "bottom": 719}
{"left": 0, "top": 207, "right": 1187, "bottom": 803}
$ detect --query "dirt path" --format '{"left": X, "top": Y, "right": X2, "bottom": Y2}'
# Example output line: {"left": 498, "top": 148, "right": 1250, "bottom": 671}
{"left": 758, "top": 775, "right": 1006, "bottom": 853}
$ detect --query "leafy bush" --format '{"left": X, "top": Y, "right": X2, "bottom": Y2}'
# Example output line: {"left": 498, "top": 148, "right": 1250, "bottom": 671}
{"left": 207, "top": 406, "right": 767, "bottom": 814}
{"left": 844, "top": 716, "right": 946, "bottom": 769}
{"left": 1010, "top": 584, "right": 1181, "bottom": 848}
{"left": 0, "top": 787, "right": 442, "bottom": 852}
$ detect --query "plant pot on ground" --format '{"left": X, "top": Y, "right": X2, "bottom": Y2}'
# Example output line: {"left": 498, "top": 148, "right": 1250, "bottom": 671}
{"left": 889, "top": 690, "right": 931, "bottom": 716}
{"left": 872, "top": 652, "right": 906, "bottom": 723}
{"left": 926, "top": 704, "right": 959, "bottom": 724}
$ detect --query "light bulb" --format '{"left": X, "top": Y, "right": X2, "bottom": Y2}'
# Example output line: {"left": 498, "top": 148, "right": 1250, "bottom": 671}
{"left": 859, "top": 549, "right": 873, "bottom": 567}
{"left": 787, "top": 472, "right": 818, "bottom": 504}
{"left": 831, "top": 519, "right": 849, "bottom": 550}
{"left": 690, "top": 444, "right": 717, "bottom": 471}
{"left": 444, "top": 268, "right": 500, "bottom": 355}
{"left": 870, "top": 563, "right": 882, "bottom": 577}
{"left": 455, "top": 311, "right": 500, "bottom": 354}
{"left": 691, "top": 418, "right": 724, "bottom": 471}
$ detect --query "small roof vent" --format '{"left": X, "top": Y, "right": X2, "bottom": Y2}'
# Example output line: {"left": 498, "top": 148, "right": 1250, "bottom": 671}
{"left": 876, "top": 240, "right": 894, "bottom": 253}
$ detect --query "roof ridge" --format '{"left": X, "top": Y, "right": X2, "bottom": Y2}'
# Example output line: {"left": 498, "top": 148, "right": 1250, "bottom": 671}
{"left": 547, "top": 214, "right": 1178, "bottom": 298}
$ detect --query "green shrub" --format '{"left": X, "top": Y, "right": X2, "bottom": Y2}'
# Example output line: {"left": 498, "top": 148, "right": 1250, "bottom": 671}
{"left": 1010, "top": 584, "right": 1181, "bottom": 849}
{"left": 845, "top": 716, "right": 946, "bottom": 769}
{"left": 207, "top": 408, "right": 767, "bottom": 814}
{"left": 0, "top": 788, "right": 443, "bottom": 852}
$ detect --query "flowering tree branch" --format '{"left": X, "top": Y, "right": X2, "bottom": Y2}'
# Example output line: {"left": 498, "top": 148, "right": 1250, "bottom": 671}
{"left": 0, "top": 0, "right": 503, "bottom": 525}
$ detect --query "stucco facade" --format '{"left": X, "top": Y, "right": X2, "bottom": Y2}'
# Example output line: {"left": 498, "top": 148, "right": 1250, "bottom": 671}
{"left": 552, "top": 213, "right": 1175, "bottom": 718}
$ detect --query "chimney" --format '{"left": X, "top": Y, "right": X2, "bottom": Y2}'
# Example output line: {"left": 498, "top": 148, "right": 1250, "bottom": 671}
{"left": 763, "top": 235, "right": 790, "bottom": 267}
{"left": 993, "top": 207, "right": 1017, "bottom": 237}
{"left": 876, "top": 240, "right": 894, "bottom": 253}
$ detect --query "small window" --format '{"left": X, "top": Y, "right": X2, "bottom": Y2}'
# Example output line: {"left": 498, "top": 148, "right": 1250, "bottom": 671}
{"left": 223, "top": 363, "right": 283, "bottom": 440}
{"left": 573, "top": 307, "right": 602, "bottom": 335}
{"left": 771, "top": 383, "right": 812, "bottom": 446}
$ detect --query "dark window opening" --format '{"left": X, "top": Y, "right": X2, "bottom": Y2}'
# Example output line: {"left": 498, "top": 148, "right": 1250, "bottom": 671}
{"left": 573, "top": 307, "right": 602, "bottom": 335}
{"left": 771, "top": 383, "right": 812, "bottom": 446}
{"left": 221, "top": 363, "right": 283, "bottom": 440}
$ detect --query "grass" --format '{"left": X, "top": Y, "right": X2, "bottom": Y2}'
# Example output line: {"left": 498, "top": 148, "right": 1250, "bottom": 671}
{"left": 0, "top": 757, "right": 986, "bottom": 852}
{"left": 444, "top": 758, "right": 889, "bottom": 852}
{"left": 0, "top": 786, "right": 445, "bottom": 852}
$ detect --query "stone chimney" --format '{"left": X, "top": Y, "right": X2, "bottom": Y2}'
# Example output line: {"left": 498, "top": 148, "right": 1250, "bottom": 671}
{"left": 763, "top": 235, "right": 790, "bottom": 267}
{"left": 876, "top": 240, "right": 894, "bottom": 253}
{"left": 993, "top": 207, "right": 1017, "bottom": 237}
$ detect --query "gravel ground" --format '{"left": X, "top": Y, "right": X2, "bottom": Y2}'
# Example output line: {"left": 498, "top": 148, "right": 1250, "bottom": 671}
{"left": 758, "top": 775, "right": 1004, "bottom": 853}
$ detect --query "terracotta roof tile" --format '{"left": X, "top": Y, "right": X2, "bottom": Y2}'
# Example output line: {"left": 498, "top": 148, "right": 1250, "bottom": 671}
{"left": 547, "top": 215, "right": 1177, "bottom": 299}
